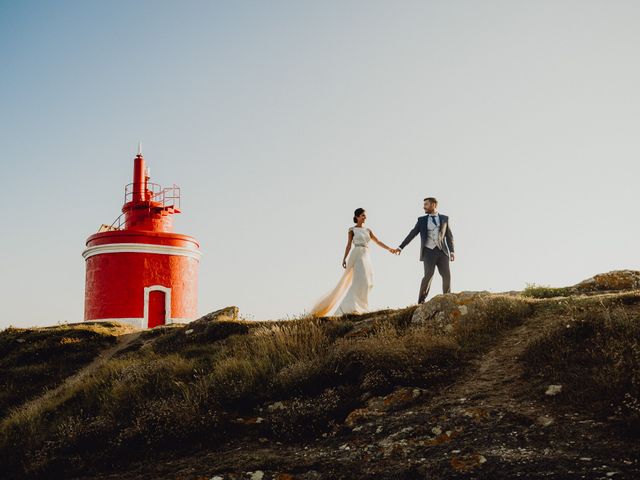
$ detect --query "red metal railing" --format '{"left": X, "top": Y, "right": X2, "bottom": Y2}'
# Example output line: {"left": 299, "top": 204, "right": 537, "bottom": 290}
{"left": 107, "top": 213, "right": 126, "bottom": 230}
{"left": 124, "top": 182, "right": 181, "bottom": 210}
{"left": 103, "top": 184, "right": 182, "bottom": 231}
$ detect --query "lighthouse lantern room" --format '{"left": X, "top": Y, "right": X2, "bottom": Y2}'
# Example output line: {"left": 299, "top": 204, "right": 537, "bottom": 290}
{"left": 83, "top": 148, "right": 200, "bottom": 329}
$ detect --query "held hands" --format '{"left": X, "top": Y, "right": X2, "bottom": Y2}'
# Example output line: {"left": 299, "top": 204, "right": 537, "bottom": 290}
{"left": 389, "top": 248, "right": 401, "bottom": 255}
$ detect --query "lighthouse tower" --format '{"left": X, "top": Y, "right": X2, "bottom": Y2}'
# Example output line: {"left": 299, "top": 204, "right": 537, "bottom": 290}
{"left": 82, "top": 148, "right": 200, "bottom": 329}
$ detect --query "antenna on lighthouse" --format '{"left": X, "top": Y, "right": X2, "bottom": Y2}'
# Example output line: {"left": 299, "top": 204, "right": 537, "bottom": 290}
{"left": 137, "top": 141, "right": 143, "bottom": 156}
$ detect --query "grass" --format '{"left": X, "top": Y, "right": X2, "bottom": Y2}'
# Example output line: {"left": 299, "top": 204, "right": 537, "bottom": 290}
{"left": 452, "top": 295, "right": 534, "bottom": 353}
{"left": 521, "top": 300, "right": 640, "bottom": 422}
{"left": 522, "top": 283, "right": 574, "bottom": 299}
{"left": 0, "top": 322, "right": 128, "bottom": 418}
{"left": 3, "top": 291, "right": 637, "bottom": 480}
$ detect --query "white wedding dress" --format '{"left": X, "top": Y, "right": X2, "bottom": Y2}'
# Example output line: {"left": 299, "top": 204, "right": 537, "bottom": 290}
{"left": 311, "top": 226, "right": 374, "bottom": 316}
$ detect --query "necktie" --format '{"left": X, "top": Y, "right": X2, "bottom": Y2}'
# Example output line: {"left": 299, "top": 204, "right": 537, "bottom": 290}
{"left": 429, "top": 215, "right": 438, "bottom": 227}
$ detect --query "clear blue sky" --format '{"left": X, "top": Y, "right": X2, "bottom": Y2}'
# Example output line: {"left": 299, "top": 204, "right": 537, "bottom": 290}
{"left": 1, "top": 0, "right": 638, "bottom": 328}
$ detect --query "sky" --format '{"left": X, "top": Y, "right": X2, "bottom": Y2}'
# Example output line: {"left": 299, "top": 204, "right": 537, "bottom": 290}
{"left": 1, "top": 0, "right": 639, "bottom": 329}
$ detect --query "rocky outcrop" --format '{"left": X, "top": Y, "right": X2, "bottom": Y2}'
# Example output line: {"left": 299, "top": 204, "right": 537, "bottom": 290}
{"left": 192, "top": 306, "right": 240, "bottom": 324}
{"left": 573, "top": 270, "right": 640, "bottom": 293}
{"left": 182, "top": 306, "right": 247, "bottom": 342}
{"left": 410, "top": 292, "right": 491, "bottom": 335}
{"left": 344, "top": 387, "right": 427, "bottom": 427}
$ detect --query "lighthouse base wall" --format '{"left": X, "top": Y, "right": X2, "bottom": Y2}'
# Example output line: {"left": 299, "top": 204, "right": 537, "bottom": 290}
{"left": 83, "top": 251, "right": 199, "bottom": 329}
{"left": 86, "top": 316, "right": 195, "bottom": 330}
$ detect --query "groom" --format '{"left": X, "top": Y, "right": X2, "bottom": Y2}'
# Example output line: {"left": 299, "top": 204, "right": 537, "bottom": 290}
{"left": 394, "top": 197, "right": 455, "bottom": 304}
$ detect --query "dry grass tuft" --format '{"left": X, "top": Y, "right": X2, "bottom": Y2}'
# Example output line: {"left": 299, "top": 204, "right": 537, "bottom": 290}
{"left": 522, "top": 302, "right": 640, "bottom": 422}
{"left": 452, "top": 295, "right": 534, "bottom": 353}
{"left": 328, "top": 322, "right": 460, "bottom": 393}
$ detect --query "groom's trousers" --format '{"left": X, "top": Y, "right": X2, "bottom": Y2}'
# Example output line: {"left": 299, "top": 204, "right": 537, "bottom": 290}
{"left": 418, "top": 246, "right": 451, "bottom": 304}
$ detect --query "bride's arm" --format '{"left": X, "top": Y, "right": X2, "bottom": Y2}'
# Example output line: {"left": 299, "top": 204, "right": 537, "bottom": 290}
{"left": 369, "top": 230, "right": 394, "bottom": 252}
{"left": 342, "top": 230, "right": 354, "bottom": 268}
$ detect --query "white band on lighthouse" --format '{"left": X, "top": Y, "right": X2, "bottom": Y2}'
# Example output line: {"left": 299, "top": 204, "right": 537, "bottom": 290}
{"left": 82, "top": 243, "right": 201, "bottom": 260}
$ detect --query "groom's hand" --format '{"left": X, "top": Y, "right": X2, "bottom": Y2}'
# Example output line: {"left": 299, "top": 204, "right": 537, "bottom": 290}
{"left": 450, "top": 253, "right": 455, "bottom": 261}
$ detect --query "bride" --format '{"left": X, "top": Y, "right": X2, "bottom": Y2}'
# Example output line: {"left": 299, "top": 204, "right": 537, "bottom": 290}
{"left": 311, "top": 208, "right": 397, "bottom": 317}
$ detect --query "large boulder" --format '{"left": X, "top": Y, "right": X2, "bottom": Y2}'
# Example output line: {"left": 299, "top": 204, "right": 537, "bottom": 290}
{"left": 184, "top": 306, "right": 247, "bottom": 342}
{"left": 410, "top": 292, "right": 491, "bottom": 335}
{"left": 410, "top": 291, "right": 533, "bottom": 336}
{"left": 192, "top": 306, "right": 240, "bottom": 324}
{"left": 573, "top": 270, "right": 640, "bottom": 293}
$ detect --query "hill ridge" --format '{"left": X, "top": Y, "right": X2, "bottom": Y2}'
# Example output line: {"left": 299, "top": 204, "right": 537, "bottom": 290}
{"left": 1, "top": 271, "right": 639, "bottom": 479}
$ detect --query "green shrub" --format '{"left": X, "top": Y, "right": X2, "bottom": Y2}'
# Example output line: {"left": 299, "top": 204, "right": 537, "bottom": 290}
{"left": 523, "top": 283, "right": 574, "bottom": 298}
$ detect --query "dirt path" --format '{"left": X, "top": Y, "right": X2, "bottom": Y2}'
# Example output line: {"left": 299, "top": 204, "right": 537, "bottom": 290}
{"left": 75, "top": 331, "right": 142, "bottom": 377}
{"left": 428, "top": 307, "right": 557, "bottom": 417}
{"left": 397, "top": 302, "right": 640, "bottom": 479}
{"left": 4, "top": 331, "right": 142, "bottom": 426}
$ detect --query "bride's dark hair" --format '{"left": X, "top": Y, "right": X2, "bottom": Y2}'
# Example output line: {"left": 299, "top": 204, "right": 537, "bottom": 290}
{"left": 353, "top": 208, "right": 365, "bottom": 223}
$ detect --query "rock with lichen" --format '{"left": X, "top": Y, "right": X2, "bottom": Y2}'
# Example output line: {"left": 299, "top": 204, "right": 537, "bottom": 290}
{"left": 410, "top": 292, "right": 491, "bottom": 333}
{"left": 573, "top": 270, "right": 640, "bottom": 293}
{"left": 192, "top": 306, "right": 240, "bottom": 324}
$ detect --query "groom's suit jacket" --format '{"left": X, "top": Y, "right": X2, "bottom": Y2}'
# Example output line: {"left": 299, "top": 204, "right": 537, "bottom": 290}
{"left": 399, "top": 214, "right": 454, "bottom": 261}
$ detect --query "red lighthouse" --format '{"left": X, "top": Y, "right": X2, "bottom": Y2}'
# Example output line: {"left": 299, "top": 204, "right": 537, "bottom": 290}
{"left": 82, "top": 148, "right": 200, "bottom": 329}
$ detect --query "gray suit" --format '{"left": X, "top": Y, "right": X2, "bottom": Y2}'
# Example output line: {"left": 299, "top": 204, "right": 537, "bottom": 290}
{"left": 400, "top": 214, "right": 454, "bottom": 303}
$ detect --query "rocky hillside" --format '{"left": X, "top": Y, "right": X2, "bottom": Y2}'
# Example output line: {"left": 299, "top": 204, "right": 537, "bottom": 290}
{"left": 1, "top": 271, "right": 639, "bottom": 480}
